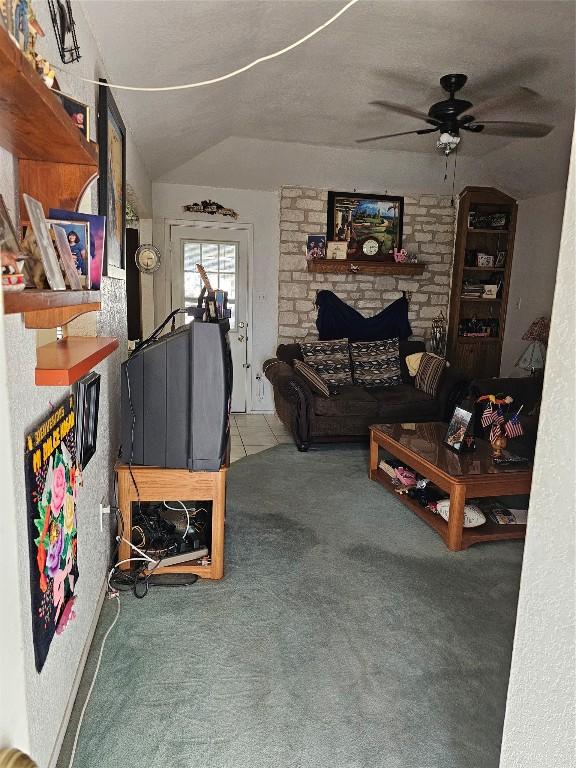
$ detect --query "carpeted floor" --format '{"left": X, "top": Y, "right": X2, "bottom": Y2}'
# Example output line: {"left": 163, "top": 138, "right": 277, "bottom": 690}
{"left": 58, "top": 444, "right": 524, "bottom": 768}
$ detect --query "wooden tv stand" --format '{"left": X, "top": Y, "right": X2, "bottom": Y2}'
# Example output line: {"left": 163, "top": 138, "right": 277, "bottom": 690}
{"left": 115, "top": 462, "right": 226, "bottom": 579}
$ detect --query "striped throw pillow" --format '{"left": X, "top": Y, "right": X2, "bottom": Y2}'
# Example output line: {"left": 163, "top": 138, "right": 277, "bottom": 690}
{"left": 300, "top": 339, "right": 353, "bottom": 389}
{"left": 349, "top": 339, "right": 402, "bottom": 388}
{"left": 293, "top": 360, "right": 330, "bottom": 397}
{"left": 414, "top": 353, "right": 446, "bottom": 396}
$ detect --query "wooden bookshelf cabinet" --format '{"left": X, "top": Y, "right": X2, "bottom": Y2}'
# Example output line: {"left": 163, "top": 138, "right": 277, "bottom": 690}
{"left": 0, "top": 26, "right": 118, "bottom": 384}
{"left": 447, "top": 187, "right": 518, "bottom": 378}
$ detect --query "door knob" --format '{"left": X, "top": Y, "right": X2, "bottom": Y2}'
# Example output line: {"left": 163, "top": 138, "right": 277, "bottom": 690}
{"left": 238, "top": 335, "right": 245, "bottom": 342}
{"left": 238, "top": 322, "right": 246, "bottom": 328}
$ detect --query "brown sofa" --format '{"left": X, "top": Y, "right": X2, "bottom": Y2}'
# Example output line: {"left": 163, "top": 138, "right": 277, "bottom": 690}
{"left": 264, "top": 340, "right": 469, "bottom": 451}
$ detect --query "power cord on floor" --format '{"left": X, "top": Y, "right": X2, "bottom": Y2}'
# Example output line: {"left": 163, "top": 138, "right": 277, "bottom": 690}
{"left": 67, "top": 594, "right": 120, "bottom": 768}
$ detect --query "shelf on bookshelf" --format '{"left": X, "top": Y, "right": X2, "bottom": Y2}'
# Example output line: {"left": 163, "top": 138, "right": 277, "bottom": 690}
{"left": 466, "top": 228, "right": 509, "bottom": 234}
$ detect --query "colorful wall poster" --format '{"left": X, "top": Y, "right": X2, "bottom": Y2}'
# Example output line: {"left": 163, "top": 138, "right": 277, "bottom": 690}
{"left": 25, "top": 396, "right": 79, "bottom": 672}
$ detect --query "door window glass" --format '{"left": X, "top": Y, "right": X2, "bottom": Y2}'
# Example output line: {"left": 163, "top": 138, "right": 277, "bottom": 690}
{"left": 183, "top": 240, "right": 238, "bottom": 327}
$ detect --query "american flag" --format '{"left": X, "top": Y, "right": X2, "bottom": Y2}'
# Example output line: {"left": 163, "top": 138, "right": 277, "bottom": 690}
{"left": 490, "top": 422, "right": 503, "bottom": 443}
{"left": 505, "top": 415, "right": 524, "bottom": 438}
{"left": 494, "top": 406, "right": 506, "bottom": 425}
{"left": 481, "top": 402, "right": 495, "bottom": 427}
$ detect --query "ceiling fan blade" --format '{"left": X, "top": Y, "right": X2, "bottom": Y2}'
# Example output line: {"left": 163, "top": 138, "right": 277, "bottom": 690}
{"left": 466, "top": 120, "right": 553, "bottom": 137}
{"left": 357, "top": 128, "right": 438, "bottom": 144}
{"left": 463, "top": 87, "right": 542, "bottom": 119}
{"left": 370, "top": 100, "right": 439, "bottom": 125}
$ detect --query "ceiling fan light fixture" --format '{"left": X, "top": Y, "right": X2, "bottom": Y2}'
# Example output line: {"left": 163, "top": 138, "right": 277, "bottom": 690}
{"left": 437, "top": 132, "right": 461, "bottom": 155}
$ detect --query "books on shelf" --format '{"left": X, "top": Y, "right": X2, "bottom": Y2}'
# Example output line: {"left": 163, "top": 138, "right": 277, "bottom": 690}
{"left": 480, "top": 501, "right": 528, "bottom": 525}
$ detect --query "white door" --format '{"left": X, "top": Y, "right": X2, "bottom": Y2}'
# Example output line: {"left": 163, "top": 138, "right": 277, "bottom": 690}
{"left": 170, "top": 224, "right": 249, "bottom": 412}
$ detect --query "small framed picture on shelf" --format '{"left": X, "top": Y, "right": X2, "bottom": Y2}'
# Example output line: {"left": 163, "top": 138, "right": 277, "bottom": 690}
{"left": 482, "top": 284, "right": 498, "bottom": 299}
{"left": 56, "top": 93, "right": 90, "bottom": 140}
{"left": 495, "top": 251, "right": 506, "bottom": 268}
{"left": 326, "top": 241, "right": 347, "bottom": 260}
{"left": 23, "top": 194, "right": 66, "bottom": 290}
{"left": 306, "top": 235, "right": 326, "bottom": 260}
{"left": 444, "top": 406, "right": 474, "bottom": 453}
{"left": 47, "top": 219, "right": 90, "bottom": 287}
{"left": 476, "top": 252, "right": 494, "bottom": 268}
{"left": 51, "top": 225, "right": 83, "bottom": 290}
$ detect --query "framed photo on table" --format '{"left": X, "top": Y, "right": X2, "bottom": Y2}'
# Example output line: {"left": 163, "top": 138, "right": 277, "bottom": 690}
{"left": 98, "top": 79, "right": 126, "bottom": 279}
{"left": 444, "top": 406, "right": 473, "bottom": 453}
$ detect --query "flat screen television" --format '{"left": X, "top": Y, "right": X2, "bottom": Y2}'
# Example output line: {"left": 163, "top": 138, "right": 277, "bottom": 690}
{"left": 120, "top": 319, "right": 232, "bottom": 471}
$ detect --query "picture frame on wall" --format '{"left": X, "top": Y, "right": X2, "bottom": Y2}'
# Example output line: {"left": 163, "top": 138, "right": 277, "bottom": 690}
{"left": 57, "top": 92, "right": 90, "bottom": 141}
{"left": 98, "top": 78, "right": 126, "bottom": 279}
{"left": 327, "top": 191, "right": 404, "bottom": 262}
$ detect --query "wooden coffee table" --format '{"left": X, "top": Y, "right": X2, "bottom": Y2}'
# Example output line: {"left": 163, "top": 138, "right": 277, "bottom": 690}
{"left": 369, "top": 422, "right": 532, "bottom": 551}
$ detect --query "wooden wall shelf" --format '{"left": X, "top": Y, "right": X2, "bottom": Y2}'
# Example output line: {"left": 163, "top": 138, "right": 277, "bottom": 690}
{"left": 308, "top": 260, "right": 425, "bottom": 276}
{"left": 3, "top": 290, "right": 101, "bottom": 328}
{"left": 0, "top": 26, "right": 98, "bottom": 165}
{"left": 35, "top": 337, "right": 119, "bottom": 386}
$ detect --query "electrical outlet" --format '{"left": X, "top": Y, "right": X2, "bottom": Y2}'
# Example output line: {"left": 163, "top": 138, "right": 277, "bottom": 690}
{"left": 99, "top": 497, "right": 111, "bottom": 532}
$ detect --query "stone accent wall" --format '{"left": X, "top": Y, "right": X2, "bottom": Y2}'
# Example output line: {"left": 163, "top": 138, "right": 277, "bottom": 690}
{"left": 277, "top": 186, "right": 455, "bottom": 345}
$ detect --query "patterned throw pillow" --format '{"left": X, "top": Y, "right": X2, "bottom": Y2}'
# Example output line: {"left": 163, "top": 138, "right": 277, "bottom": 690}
{"left": 349, "top": 339, "right": 402, "bottom": 388}
{"left": 300, "top": 339, "right": 353, "bottom": 389}
{"left": 293, "top": 360, "right": 330, "bottom": 397}
{"left": 414, "top": 352, "right": 446, "bottom": 396}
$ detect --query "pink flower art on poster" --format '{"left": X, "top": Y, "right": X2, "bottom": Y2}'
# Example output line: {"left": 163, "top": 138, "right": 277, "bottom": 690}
{"left": 51, "top": 463, "right": 66, "bottom": 514}
{"left": 53, "top": 546, "right": 75, "bottom": 624}
{"left": 56, "top": 596, "right": 77, "bottom": 635}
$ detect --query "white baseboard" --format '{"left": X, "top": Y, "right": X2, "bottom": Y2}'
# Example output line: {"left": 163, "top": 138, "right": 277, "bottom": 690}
{"left": 47, "top": 577, "right": 108, "bottom": 768}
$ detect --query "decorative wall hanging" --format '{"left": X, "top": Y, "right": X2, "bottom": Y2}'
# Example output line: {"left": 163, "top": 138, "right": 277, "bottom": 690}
{"left": 327, "top": 191, "right": 404, "bottom": 262}
{"left": 25, "top": 395, "right": 78, "bottom": 672}
{"left": 47, "top": 0, "right": 81, "bottom": 63}
{"left": 98, "top": 79, "right": 126, "bottom": 278}
{"left": 183, "top": 200, "right": 238, "bottom": 219}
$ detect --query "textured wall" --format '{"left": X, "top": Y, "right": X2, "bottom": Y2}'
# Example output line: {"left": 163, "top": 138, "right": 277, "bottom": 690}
{"left": 277, "top": 187, "right": 455, "bottom": 345}
{"left": 0, "top": 3, "right": 148, "bottom": 764}
{"left": 500, "top": 190, "right": 565, "bottom": 375}
{"left": 499, "top": 121, "right": 575, "bottom": 768}
{"left": 4, "top": 282, "right": 126, "bottom": 765}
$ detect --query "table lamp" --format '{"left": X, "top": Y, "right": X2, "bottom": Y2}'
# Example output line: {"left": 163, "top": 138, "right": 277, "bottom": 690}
{"left": 515, "top": 317, "right": 550, "bottom": 375}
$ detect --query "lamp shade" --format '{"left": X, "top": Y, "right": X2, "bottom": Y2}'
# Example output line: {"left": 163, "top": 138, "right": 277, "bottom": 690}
{"left": 516, "top": 340, "right": 546, "bottom": 372}
{"left": 522, "top": 317, "right": 550, "bottom": 344}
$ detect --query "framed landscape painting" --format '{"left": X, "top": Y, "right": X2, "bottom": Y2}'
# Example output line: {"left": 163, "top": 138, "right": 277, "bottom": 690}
{"left": 98, "top": 79, "right": 126, "bottom": 279}
{"left": 327, "top": 191, "right": 404, "bottom": 261}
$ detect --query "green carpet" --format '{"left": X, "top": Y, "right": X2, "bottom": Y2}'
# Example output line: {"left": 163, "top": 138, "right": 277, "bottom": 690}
{"left": 60, "top": 444, "right": 523, "bottom": 768}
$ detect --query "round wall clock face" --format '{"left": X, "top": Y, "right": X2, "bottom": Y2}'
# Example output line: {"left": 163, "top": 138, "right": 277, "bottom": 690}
{"left": 362, "top": 238, "right": 379, "bottom": 257}
{"left": 135, "top": 244, "right": 161, "bottom": 274}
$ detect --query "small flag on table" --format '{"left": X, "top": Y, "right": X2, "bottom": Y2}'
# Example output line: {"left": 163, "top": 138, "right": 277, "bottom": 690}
{"left": 481, "top": 402, "right": 495, "bottom": 427}
{"left": 494, "top": 406, "right": 505, "bottom": 426}
{"left": 490, "top": 422, "right": 502, "bottom": 443}
{"left": 505, "top": 415, "right": 524, "bottom": 438}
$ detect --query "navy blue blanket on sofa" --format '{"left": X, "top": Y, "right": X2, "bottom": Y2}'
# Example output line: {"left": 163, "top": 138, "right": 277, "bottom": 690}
{"left": 315, "top": 290, "right": 412, "bottom": 342}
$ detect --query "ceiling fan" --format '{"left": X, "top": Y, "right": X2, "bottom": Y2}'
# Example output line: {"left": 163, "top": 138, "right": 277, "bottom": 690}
{"left": 357, "top": 74, "right": 553, "bottom": 154}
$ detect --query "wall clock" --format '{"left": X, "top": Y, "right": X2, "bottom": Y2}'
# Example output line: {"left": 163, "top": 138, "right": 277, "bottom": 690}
{"left": 135, "top": 244, "right": 161, "bottom": 274}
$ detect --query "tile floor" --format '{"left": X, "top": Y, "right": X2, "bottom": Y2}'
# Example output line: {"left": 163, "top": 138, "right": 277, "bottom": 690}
{"left": 230, "top": 413, "right": 292, "bottom": 461}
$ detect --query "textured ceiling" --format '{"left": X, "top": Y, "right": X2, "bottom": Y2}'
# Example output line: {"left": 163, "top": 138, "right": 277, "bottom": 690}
{"left": 81, "top": 0, "right": 576, "bottom": 186}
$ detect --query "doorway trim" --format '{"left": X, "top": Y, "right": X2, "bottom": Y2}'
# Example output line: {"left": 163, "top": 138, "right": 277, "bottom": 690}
{"left": 162, "top": 217, "right": 255, "bottom": 412}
